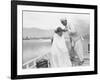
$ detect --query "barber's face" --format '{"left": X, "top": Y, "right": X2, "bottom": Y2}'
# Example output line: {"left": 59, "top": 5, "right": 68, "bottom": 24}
{"left": 57, "top": 31, "right": 63, "bottom": 36}
{"left": 61, "top": 20, "right": 67, "bottom": 26}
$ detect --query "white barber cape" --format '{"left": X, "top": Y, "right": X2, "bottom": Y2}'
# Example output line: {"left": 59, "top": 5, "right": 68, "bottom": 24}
{"left": 50, "top": 33, "right": 72, "bottom": 68}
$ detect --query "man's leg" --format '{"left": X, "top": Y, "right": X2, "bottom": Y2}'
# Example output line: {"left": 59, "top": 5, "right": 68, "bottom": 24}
{"left": 74, "top": 39, "right": 84, "bottom": 62}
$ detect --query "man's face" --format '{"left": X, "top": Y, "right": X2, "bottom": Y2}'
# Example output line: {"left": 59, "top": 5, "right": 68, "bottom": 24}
{"left": 61, "top": 20, "right": 67, "bottom": 26}
{"left": 57, "top": 31, "right": 63, "bottom": 37}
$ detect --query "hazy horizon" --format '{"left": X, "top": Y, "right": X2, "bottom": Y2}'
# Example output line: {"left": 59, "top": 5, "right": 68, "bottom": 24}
{"left": 23, "top": 11, "right": 90, "bottom": 30}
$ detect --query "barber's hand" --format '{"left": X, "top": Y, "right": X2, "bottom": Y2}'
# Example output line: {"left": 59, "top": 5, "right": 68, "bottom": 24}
{"left": 64, "top": 27, "right": 68, "bottom": 31}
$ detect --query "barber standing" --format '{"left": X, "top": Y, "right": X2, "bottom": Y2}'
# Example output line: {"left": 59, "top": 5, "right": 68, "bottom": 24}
{"left": 60, "top": 18, "right": 84, "bottom": 65}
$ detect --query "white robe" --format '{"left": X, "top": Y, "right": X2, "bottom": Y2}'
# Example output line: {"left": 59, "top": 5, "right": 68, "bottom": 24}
{"left": 50, "top": 33, "right": 72, "bottom": 68}
{"left": 67, "top": 23, "right": 84, "bottom": 62}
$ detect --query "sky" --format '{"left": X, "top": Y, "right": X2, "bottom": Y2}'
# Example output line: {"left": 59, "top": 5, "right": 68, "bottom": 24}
{"left": 23, "top": 11, "right": 90, "bottom": 32}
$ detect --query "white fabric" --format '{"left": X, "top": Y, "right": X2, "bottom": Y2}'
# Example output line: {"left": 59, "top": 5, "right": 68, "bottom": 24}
{"left": 74, "top": 39, "right": 84, "bottom": 62}
{"left": 67, "top": 22, "right": 77, "bottom": 33}
{"left": 64, "top": 22, "right": 84, "bottom": 62}
{"left": 50, "top": 33, "right": 72, "bottom": 68}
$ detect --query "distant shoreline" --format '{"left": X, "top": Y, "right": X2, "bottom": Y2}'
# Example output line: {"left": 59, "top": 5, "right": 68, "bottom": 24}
{"left": 23, "top": 39, "right": 51, "bottom": 42}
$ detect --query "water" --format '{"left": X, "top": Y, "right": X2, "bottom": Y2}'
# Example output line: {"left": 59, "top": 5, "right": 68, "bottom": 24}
{"left": 22, "top": 39, "right": 51, "bottom": 64}
{"left": 23, "top": 39, "right": 89, "bottom": 66}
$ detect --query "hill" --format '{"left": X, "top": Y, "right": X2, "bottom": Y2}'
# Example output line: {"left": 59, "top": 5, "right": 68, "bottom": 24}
{"left": 23, "top": 28, "right": 54, "bottom": 39}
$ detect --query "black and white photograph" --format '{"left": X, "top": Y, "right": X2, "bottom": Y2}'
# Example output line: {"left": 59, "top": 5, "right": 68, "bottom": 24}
{"left": 11, "top": 1, "right": 97, "bottom": 79}
{"left": 22, "top": 11, "right": 90, "bottom": 69}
